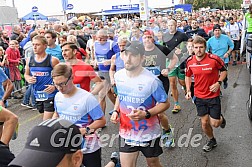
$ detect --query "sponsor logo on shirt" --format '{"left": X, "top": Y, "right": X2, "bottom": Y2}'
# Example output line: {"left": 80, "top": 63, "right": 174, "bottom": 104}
{"left": 202, "top": 67, "right": 212, "bottom": 71}
{"left": 32, "top": 72, "right": 50, "bottom": 76}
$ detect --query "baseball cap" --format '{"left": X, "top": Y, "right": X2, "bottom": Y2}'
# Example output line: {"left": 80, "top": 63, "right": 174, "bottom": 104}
{"left": 148, "top": 18, "right": 155, "bottom": 23}
{"left": 213, "top": 24, "right": 221, "bottom": 31}
{"left": 124, "top": 41, "right": 145, "bottom": 56}
{"left": 143, "top": 30, "right": 154, "bottom": 37}
{"left": 9, "top": 118, "right": 83, "bottom": 167}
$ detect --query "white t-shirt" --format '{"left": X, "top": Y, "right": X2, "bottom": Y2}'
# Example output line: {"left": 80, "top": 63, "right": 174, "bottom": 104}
{"left": 114, "top": 68, "right": 168, "bottom": 145}
{"left": 54, "top": 88, "right": 104, "bottom": 154}
{"left": 226, "top": 23, "right": 240, "bottom": 41}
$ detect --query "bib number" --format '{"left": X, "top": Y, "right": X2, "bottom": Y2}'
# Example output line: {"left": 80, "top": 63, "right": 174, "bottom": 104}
{"left": 96, "top": 55, "right": 107, "bottom": 64}
{"left": 35, "top": 91, "right": 48, "bottom": 101}
{"left": 125, "top": 139, "right": 149, "bottom": 147}
{"left": 127, "top": 106, "right": 148, "bottom": 131}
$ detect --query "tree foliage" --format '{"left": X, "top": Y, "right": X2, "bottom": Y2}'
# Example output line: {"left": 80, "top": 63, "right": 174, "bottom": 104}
{"left": 185, "top": 0, "right": 243, "bottom": 10}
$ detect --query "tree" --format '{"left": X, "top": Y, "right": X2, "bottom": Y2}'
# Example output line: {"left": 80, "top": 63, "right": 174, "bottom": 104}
{"left": 185, "top": 0, "right": 243, "bottom": 10}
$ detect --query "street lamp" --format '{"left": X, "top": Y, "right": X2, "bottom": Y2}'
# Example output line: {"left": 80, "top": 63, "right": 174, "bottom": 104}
{"left": 12, "top": 0, "right": 15, "bottom": 7}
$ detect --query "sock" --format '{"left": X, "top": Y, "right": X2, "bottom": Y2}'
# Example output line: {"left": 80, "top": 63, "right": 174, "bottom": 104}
{"left": 210, "top": 137, "right": 216, "bottom": 142}
{"left": 175, "top": 102, "right": 179, "bottom": 105}
{"left": 165, "top": 128, "right": 171, "bottom": 134}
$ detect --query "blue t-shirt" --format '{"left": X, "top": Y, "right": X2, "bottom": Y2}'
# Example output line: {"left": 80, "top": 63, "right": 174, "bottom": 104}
{"left": 46, "top": 45, "right": 64, "bottom": 62}
{"left": 207, "top": 34, "right": 234, "bottom": 63}
{"left": 0, "top": 68, "right": 8, "bottom": 98}
{"left": 0, "top": 68, "right": 8, "bottom": 106}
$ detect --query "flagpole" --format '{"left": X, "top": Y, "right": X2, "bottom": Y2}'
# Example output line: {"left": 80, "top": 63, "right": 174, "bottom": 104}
{"left": 127, "top": 0, "right": 131, "bottom": 24}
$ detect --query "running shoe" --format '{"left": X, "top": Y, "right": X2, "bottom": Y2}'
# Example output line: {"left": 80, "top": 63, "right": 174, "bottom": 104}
{"left": 223, "top": 81, "right": 228, "bottom": 89}
{"left": 21, "top": 103, "right": 33, "bottom": 109}
{"left": 203, "top": 139, "right": 217, "bottom": 152}
{"left": 111, "top": 152, "right": 121, "bottom": 167}
{"left": 32, "top": 106, "right": 37, "bottom": 111}
{"left": 172, "top": 104, "right": 181, "bottom": 113}
{"left": 161, "top": 126, "right": 175, "bottom": 148}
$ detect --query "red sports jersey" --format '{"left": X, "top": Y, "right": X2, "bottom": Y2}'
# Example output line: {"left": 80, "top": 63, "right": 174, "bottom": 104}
{"left": 72, "top": 60, "right": 97, "bottom": 92}
{"left": 186, "top": 53, "right": 225, "bottom": 99}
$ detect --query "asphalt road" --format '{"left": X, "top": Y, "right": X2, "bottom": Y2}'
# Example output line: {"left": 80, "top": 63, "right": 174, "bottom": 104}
{"left": 8, "top": 63, "right": 252, "bottom": 167}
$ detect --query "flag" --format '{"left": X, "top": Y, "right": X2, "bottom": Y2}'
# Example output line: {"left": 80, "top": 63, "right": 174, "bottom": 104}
{"left": 61, "top": 0, "right": 68, "bottom": 11}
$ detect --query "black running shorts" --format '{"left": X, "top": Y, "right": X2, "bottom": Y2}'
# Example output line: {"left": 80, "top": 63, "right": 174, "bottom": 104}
{"left": 35, "top": 97, "right": 55, "bottom": 113}
{"left": 194, "top": 96, "right": 221, "bottom": 119}
{"left": 119, "top": 137, "right": 163, "bottom": 158}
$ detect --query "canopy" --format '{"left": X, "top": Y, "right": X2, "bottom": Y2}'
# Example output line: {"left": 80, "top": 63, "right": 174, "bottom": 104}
{"left": 78, "top": 15, "right": 91, "bottom": 21}
{"left": 21, "top": 11, "right": 48, "bottom": 21}
{"left": 93, "top": 8, "right": 142, "bottom": 16}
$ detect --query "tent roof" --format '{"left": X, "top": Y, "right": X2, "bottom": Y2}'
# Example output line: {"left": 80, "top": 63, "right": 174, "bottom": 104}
{"left": 21, "top": 11, "right": 48, "bottom": 21}
{"left": 94, "top": 8, "right": 140, "bottom": 15}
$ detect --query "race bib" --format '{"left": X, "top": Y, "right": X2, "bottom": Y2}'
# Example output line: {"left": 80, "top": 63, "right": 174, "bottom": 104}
{"left": 145, "top": 66, "right": 161, "bottom": 76}
{"left": 125, "top": 139, "right": 149, "bottom": 147}
{"left": 35, "top": 91, "right": 48, "bottom": 101}
{"left": 96, "top": 54, "right": 107, "bottom": 64}
{"left": 231, "top": 34, "right": 237, "bottom": 40}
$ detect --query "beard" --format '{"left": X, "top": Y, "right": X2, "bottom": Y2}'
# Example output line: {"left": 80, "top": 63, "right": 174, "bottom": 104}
{"left": 196, "top": 52, "right": 205, "bottom": 58}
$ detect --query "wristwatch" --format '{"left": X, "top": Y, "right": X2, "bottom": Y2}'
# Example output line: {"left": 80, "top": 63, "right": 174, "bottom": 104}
{"left": 217, "top": 81, "right": 222, "bottom": 85}
{"left": 145, "top": 110, "right": 151, "bottom": 119}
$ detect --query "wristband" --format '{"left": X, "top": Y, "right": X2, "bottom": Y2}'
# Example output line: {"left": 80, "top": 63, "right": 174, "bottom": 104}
{"left": 217, "top": 81, "right": 222, "bottom": 85}
{"left": 113, "top": 110, "right": 120, "bottom": 115}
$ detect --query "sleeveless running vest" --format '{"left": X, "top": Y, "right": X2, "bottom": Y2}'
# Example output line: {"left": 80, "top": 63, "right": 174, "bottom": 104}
{"left": 94, "top": 40, "right": 114, "bottom": 71}
{"left": 29, "top": 54, "right": 57, "bottom": 99}
{"left": 115, "top": 52, "right": 124, "bottom": 72}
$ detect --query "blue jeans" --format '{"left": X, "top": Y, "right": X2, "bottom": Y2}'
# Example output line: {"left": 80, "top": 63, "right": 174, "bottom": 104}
{"left": 22, "top": 85, "right": 35, "bottom": 106}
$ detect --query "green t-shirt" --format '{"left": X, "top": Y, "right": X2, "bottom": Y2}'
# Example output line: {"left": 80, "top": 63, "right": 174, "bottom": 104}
{"left": 245, "top": 13, "right": 252, "bottom": 33}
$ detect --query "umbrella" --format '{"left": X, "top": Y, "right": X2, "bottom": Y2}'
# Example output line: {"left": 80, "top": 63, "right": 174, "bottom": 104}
{"left": 47, "top": 17, "right": 60, "bottom": 22}
{"left": 21, "top": 11, "right": 48, "bottom": 21}
{"left": 78, "top": 15, "right": 91, "bottom": 21}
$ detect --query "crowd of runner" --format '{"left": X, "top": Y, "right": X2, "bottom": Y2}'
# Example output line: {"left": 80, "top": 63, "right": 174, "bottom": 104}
{"left": 0, "top": 5, "right": 250, "bottom": 167}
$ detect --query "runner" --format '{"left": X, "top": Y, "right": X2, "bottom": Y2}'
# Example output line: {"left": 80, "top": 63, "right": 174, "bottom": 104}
{"left": 9, "top": 118, "right": 84, "bottom": 167}
{"left": 0, "top": 106, "right": 17, "bottom": 167}
{"left": 142, "top": 30, "right": 175, "bottom": 147}
{"left": 0, "top": 66, "right": 14, "bottom": 142}
{"left": 111, "top": 41, "right": 170, "bottom": 167}
{"left": 52, "top": 63, "right": 106, "bottom": 167}
{"left": 206, "top": 24, "right": 234, "bottom": 89}
{"left": 185, "top": 36, "right": 227, "bottom": 152}
{"left": 163, "top": 19, "right": 188, "bottom": 113}
{"left": 93, "top": 29, "right": 120, "bottom": 114}
{"left": 24, "top": 35, "right": 60, "bottom": 120}
{"left": 61, "top": 42, "right": 103, "bottom": 94}
{"left": 44, "top": 30, "right": 64, "bottom": 62}
{"left": 109, "top": 36, "right": 128, "bottom": 96}
{"left": 226, "top": 17, "right": 241, "bottom": 66}
{"left": 9, "top": 118, "right": 119, "bottom": 167}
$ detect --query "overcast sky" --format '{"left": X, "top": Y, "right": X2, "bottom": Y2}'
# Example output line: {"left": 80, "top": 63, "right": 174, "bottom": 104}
{"left": 5, "top": 0, "right": 178, "bottom": 17}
